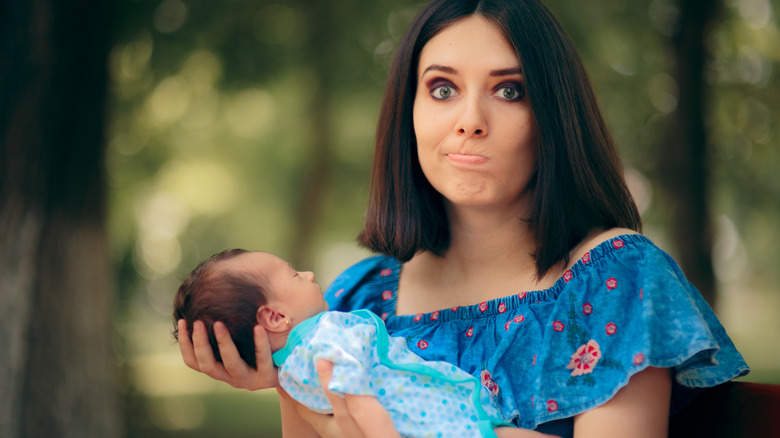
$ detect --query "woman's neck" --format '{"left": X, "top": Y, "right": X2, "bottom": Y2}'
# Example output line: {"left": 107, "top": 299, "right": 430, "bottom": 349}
{"left": 397, "top": 203, "right": 558, "bottom": 314}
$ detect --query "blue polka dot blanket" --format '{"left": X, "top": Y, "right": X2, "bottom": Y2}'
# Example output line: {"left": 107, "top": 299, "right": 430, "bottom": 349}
{"left": 272, "top": 309, "right": 510, "bottom": 437}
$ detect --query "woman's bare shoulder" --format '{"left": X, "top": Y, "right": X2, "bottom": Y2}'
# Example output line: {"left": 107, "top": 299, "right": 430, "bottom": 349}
{"left": 567, "top": 228, "right": 638, "bottom": 268}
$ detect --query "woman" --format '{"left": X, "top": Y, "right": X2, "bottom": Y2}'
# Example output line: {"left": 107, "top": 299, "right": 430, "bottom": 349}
{"left": 178, "top": 1, "right": 748, "bottom": 437}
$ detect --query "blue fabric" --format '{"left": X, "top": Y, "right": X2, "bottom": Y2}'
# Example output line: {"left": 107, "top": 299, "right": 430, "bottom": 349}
{"left": 325, "top": 234, "right": 750, "bottom": 433}
{"left": 272, "top": 310, "right": 508, "bottom": 438}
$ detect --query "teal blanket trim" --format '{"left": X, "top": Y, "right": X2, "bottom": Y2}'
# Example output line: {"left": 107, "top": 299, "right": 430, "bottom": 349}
{"left": 272, "top": 312, "right": 327, "bottom": 367}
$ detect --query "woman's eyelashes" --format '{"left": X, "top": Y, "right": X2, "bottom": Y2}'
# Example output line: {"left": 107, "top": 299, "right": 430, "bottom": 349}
{"left": 493, "top": 82, "right": 525, "bottom": 101}
{"left": 426, "top": 79, "right": 525, "bottom": 101}
{"left": 428, "top": 79, "right": 458, "bottom": 100}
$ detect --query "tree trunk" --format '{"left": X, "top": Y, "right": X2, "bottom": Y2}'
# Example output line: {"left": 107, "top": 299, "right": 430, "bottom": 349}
{"left": 661, "top": 0, "right": 721, "bottom": 307}
{"left": 288, "top": 1, "right": 336, "bottom": 269}
{"left": 0, "top": 1, "right": 121, "bottom": 437}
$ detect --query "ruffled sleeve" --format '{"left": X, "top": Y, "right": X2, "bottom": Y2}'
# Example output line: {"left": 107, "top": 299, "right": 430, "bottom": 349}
{"left": 325, "top": 255, "right": 400, "bottom": 320}
{"left": 497, "top": 235, "right": 749, "bottom": 427}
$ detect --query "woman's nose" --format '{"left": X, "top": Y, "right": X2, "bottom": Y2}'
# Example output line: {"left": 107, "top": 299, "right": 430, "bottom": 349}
{"left": 455, "top": 97, "right": 487, "bottom": 137}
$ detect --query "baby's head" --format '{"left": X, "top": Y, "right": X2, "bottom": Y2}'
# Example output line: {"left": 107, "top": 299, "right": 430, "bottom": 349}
{"left": 173, "top": 249, "right": 328, "bottom": 368}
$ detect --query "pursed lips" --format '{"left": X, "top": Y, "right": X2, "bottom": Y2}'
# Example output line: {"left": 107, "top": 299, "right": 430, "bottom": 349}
{"left": 446, "top": 153, "right": 488, "bottom": 165}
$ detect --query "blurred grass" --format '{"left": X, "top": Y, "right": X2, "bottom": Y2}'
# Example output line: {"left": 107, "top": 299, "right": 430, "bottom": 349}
{"left": 128, "top": 391, "right": 282, "bottom": 438}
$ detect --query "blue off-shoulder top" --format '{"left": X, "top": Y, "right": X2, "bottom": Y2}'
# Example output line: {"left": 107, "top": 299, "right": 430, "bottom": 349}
{"left": 324, "top": 234, "right": 749, "bottom": 437}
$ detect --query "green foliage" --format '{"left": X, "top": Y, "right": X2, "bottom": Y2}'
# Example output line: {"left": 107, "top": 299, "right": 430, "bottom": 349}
{"left": 109, "top": 0, "right": 780, "bottom": 435}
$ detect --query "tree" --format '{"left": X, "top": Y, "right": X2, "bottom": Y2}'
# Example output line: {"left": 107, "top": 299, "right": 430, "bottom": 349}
{"left": 660, "top": 0, "right": 723, "bottom": 306}
{"left": 0, "top": 1, "right": 121, "bottom": 437}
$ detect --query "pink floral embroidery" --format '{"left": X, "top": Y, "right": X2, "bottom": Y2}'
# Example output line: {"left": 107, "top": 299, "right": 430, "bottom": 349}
{"left": 582, "top": 252, "right": 591, "bottom": 263}
{"left": 583, "top": 302, "right": 593, "bottom": 315}
{"left": 381, "top": 312, "right": 388, "bottom": 321}
{"left": 613, "top": 239, "right": 625, "bottom": 249}
{"left": 517, "top": 292, "right": 527, "bottom": 300}
{"left": 606, "top": 277, "right": 618, "bottom": 290}
{"left": 547, "top": 400, "right": 558, "bottom": 412}
{"left": 605, "top": 322, "right": 617, "bottom": 336}
{"left": 633, "top": 353, "right": 645, "bottom": 366}
{"left": 533, "top": 354, "right": 537, "bottom": 366}
{"left": 466, "top": 327, "right": 474, "bottom": 337}
{"left": 506, "top": 314, "right": 524, "bottom": 330}
{"left": 563, "top": 270, "right": 573, "bottom": 282}
{"left": 567, "top": 340, "right": 601, "bottom": 376}
{"left": 380, "top": 268, "right": 392, "bottom": 277}
{"left": 480, "top": 370, "right": 500, "bottom": 396}
{"left": 417, "top": 340, "right": 428, "bottom": 349}
{"left": 451, "top": 306, "right": 460, "bottom": 312}
{"left": 334, "top": 288, "right": 344, "bottom": 297}
{"left": 498, "top": 303, "right": 507, "bottom": 313}
{"left": 381, "top": 290, "right": 392, "bottom": 300}
{"left": 479, "top": 302, "right": 488, "bottom": 312}
{"left": 430, "top": 310, "right": 439, "bottom": 321}
{"left": 553, "top": 321, "right": 565, "bottom": 332}
{"left": 413, "top": 313, "right": 422, "bottom": 322}
{"left": 639, "top": 288, "right": 644, "bottom": 301}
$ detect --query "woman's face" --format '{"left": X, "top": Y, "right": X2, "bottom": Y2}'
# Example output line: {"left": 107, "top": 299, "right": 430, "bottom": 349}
{"left": 413, "top": 14, "right": 537, "bottom": 213}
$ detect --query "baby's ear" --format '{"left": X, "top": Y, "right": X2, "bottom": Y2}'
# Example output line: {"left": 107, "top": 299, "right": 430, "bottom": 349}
{"left": 256, "top": 305, "right": 290, "bottom": 333}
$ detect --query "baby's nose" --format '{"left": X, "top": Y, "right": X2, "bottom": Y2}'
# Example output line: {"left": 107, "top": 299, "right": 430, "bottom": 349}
{"left": 300, "top": 271, "right": 315, "bottom": 282}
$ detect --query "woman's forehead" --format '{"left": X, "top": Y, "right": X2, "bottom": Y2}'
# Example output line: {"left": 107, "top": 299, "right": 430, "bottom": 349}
{"left": 418, "top": 15, "right": 519, "bottom": 72}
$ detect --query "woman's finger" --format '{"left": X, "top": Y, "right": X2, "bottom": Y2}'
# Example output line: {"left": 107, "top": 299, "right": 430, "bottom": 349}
{"left": 213, "top": 322, "right": 278, "bottom": 389}
{"left": 191, "top": 320, "right": 231, "bottom": 382}
{"left": 213, "top": 321, "right": 252, "bottom": 385}
{"left": 317, "top": 359, "right": 365, "bottom": 438}
{"left": 252, "top": 324, "right": 279, "bottom": 387}
{"left": 187, "top": 320, "right": 276, "bottom": 390}
{"left": 177, "top": 319, "right": 200, "bottom": 371}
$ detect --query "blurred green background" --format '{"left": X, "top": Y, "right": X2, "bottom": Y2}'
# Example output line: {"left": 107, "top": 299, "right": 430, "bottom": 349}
{"left": 4, "top": 0, "right": 778, "bottom": 437}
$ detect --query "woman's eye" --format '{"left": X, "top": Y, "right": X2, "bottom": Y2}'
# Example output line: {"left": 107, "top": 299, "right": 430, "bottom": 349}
{"left": 431, "top": 85, "right": 455, "bottom": 100}
{"left": 495, "top": 84, "right": 525, "bottom": 101}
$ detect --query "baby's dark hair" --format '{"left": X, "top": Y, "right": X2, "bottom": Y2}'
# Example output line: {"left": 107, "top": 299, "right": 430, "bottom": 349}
{"left": 172, "top": 248, "right": 270, "bottom": 368}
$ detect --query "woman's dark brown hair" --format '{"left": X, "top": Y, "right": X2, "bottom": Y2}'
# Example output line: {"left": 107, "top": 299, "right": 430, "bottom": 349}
{"left": 172, "top": 249, "right": 269, "bottom": 368}
{"left": 358, "top": 0, "right": 641, "bottom": 278}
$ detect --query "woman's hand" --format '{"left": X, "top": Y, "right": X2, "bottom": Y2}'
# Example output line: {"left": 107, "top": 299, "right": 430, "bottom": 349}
{"left": 279, "top": 360, "right": 400, "bottom": 438}
{"left": 177, "top": 319, "right": 278, "bottom": 390}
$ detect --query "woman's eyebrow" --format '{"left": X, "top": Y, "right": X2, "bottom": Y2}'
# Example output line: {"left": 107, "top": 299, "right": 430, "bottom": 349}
{"left": 420, "top": 65, "right": 524, "bottom": 77}
{"left": 489, "top": 67, "right": 524, "bottom": 77}
{"left": 420, "top": 64, "right": 457, "bottom": 76}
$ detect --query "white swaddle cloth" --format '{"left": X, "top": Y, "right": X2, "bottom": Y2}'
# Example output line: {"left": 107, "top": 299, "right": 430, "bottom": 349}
{"left": 272, "top": 310, "right": 508, "bottom": 438}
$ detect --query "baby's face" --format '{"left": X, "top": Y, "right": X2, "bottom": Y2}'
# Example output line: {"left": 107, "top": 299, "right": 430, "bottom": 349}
{"left": 235, "top": 251, "right": 329, "bottom": 322}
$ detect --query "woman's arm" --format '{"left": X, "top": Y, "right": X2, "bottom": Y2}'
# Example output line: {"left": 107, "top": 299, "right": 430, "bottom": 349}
{"left": 177, "top": 319, "right": 278, "bottom": 389}
{"left": 278, "top": 387, "right": 320, "bottom": 438}
{"left": 573, "top": 367, "right": 671, "bottom": 438}
{"left": 494, "top": 427, "right": 560, "bottom": 438}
